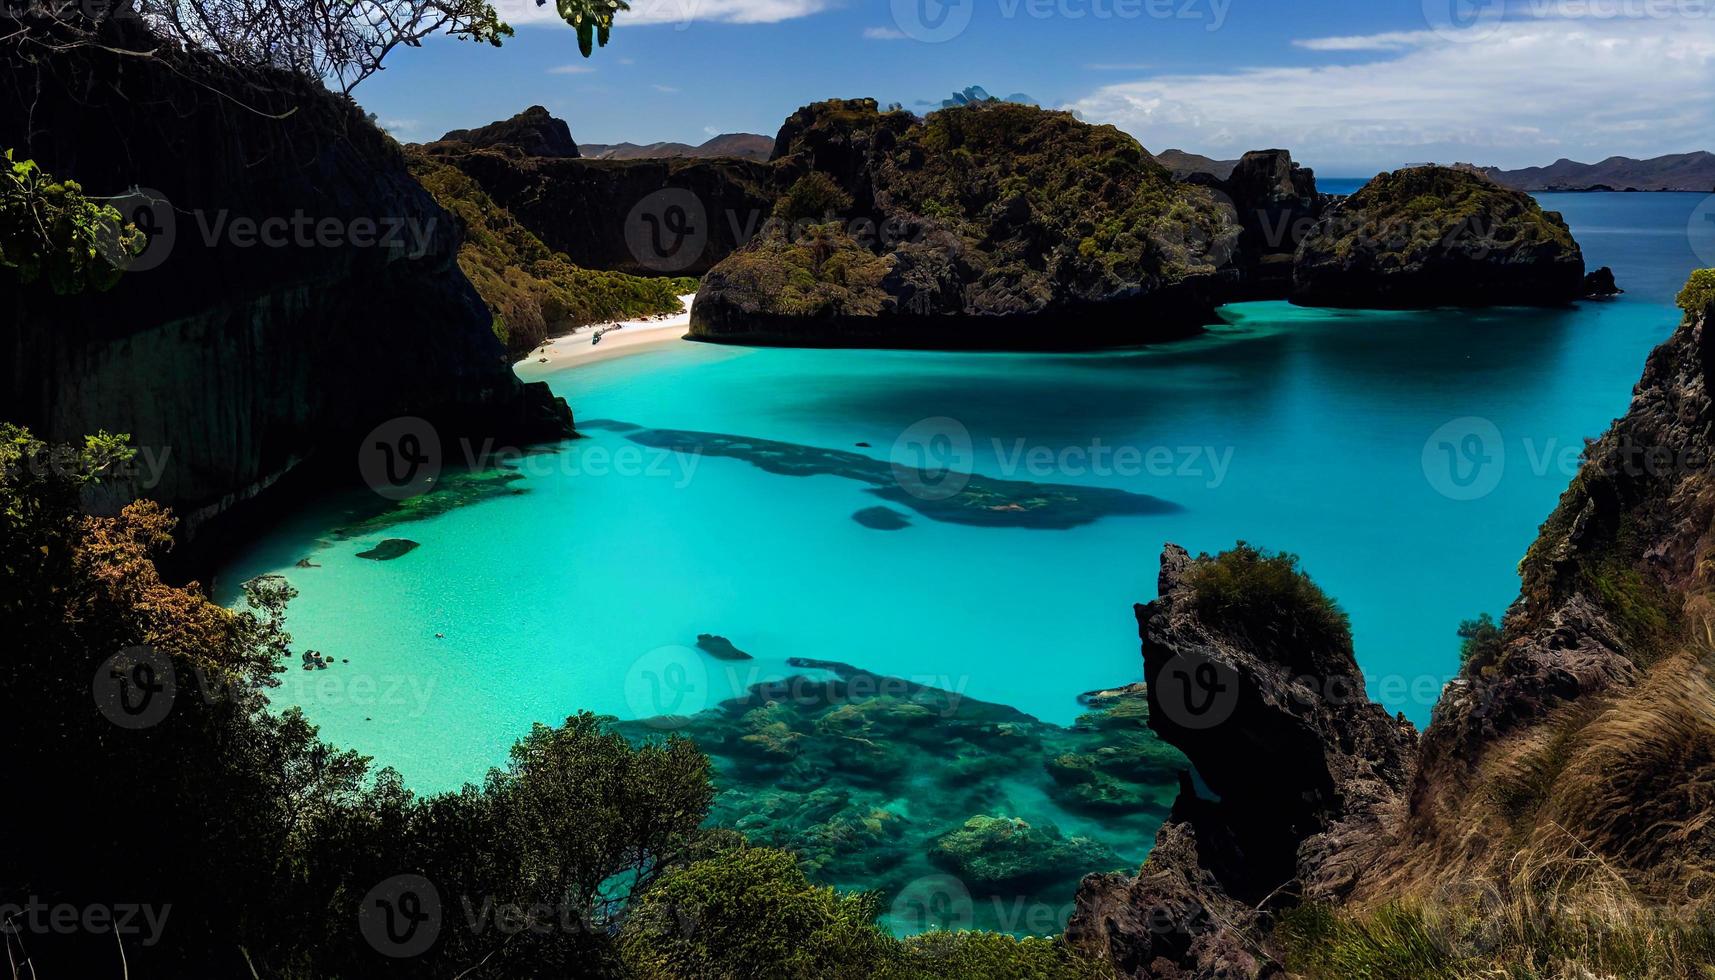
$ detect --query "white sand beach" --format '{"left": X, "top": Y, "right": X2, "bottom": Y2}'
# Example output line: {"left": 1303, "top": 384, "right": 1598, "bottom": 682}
{"left": 513, "top": 292, "right": 697, "bottom": 376}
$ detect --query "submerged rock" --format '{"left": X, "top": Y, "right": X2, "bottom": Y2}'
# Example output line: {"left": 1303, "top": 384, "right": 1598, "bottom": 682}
{"left": 929, "top": 814, "right": 1122, "bottom": 892}
{"left": 852, "top": 506, "right": 911, "bottom": 530}
{"left": 619, "top": 424, "right": 1179, "bottom": 529}
{"left": 1292, "top": 166, "right": 1587, "bottom": 308}
{"left": 356, "top": 539, "right": 420, "bottom": 561}
{"left": 695, "top": 634, "right": 754, "bottom": 661}
{"left": 612, "top": 658, "right": 1183, "bottom": 930}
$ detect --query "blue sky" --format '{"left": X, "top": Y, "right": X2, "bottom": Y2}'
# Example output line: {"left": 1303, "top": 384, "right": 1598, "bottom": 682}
{"left": 357, "top": 0, "right": 1715, "bottom": 175}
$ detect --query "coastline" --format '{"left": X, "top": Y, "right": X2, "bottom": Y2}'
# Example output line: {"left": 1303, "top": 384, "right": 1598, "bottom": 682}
{"left": 513, "top": 292, "right": 697, "bottom": 377}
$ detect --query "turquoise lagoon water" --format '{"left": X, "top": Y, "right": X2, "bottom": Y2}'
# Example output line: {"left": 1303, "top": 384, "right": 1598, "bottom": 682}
{"left": 216, "top": 193, "right": 1707, "bottom": 797}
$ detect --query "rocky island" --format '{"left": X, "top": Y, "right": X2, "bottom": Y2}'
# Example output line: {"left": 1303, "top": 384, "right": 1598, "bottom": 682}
{"left": 1292, "top": 165, "right": 1592, "bottom": 308}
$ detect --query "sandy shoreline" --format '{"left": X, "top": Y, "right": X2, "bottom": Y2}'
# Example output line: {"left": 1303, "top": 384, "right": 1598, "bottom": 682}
{"left": 513, "top": 292, "right": 697, "bottom": 377}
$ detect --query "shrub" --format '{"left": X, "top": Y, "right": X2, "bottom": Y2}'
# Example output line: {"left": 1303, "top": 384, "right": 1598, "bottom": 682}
{"left": 773, "top": 171, "right": 854, "bottom": 226}
{"left": 1456, "top": 612, "right": 1502, "bottom": 669}
{"left": 1183, "top": 542, "right": 1352, "bottom": 661}
{"left": 1678, "top": 268, "right": 1715, "bottom": 315}
{"left": 0, "top": 150, "right": 142, "bottom": 295}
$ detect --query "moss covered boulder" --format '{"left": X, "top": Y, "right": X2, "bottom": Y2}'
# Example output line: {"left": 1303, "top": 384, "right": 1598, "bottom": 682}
{"left": 929, "top": 815, "right": 1121, "bottom": 892}
{"left": 691, "top": 98, "right": 1239, "bottom": 349}
{"left": 1292, "top": 166, "right": 1588, "bottom": 308}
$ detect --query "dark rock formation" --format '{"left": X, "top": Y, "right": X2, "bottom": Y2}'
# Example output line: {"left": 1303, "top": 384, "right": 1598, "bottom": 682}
{"left": 1066, "top": 544, "right": 1417, "bottom": 977}
{"left": 695, "top": 633, "right": 753, "bottom": 661}
{"left": 1217, "top": 150, "right": 1331, "bottom": 298}
{"left": 1292, "top": 166, "right": 1588, "bottom": 308}
{"left": 437, "top": 105, "right": 580, "bottom": 158}
{"left": 420, "top": 111, "right": 773, "bottom": 276}
{"left": 0, "top": 21, "right": 571, "bottom": 546}
{"left": 691, "top": 99, "right": 1241, "bottom": 349}
{"left": 1584, "top": 265, "right": 1623, "bottom": 296}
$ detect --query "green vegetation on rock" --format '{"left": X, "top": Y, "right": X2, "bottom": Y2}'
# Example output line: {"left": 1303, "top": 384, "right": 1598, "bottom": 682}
{"left": 0, "top": 150, "right": 142, "bottom": 295}
{"left": 1293, "top": 165, "right": 1586, "bottom": 308}
{"left": 1678, "top": 268, "right": 1715, "bottom": 314}
{"left": 1183, "top": 541, "right": 1352, "bottom": 658}
{"left": 408, "top": 151, "right": 695, "bottom": 355}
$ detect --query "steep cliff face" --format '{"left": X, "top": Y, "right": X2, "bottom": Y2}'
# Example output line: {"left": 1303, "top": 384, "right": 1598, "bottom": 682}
{"left": 1070, "top": 294, "right": 1715, "bottom": 978}
{"left": 1067, "top": 545, "right": 1416, "bottom": 978}
{"left": 419, "top": 136, "right": 774, "bottom": 277}
{"left": 0, "top": 22, "right": 571, "bottom": 542}
{"left": 1399, "top": 293, "right": 1715, "bottom": 901}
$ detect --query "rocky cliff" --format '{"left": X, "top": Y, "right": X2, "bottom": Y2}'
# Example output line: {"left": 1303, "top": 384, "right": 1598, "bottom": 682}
{"left": 1069, "top": 288, "right": 1715, "bottom": 977}
{"left": 0, "top": 21, "right": 571, "bottom": 545}
{"left": 420, "top": 128, "right": 774, "bottom": 277}
{"left": 690, "top": 99, "right": 1242, "bottom": 349}
{"left": 1292, "top": 166, "right": 1590, "bottom": 308}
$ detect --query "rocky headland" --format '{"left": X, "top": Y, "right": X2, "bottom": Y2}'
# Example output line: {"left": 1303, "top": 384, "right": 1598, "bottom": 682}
{"left": 1066, "top": 282, "right": 1715, "bottom": 977}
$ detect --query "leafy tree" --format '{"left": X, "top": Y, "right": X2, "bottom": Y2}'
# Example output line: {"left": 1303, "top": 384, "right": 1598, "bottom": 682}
{"left": 0, "top": 150, "right": 142, "bottom": 294}
{"left": 1456, "top": 612, "right": 1503, "bottom": 669}
{"left": 1678, "top": 268, "right": 1715, "bottom": 315}
{"left": 620, "top": 841, "right": 893, "bottom": 980}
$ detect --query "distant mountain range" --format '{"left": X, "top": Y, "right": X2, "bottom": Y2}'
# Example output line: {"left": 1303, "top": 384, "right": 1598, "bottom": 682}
{"left": 1152, "top": 149, "right": 1240, "bottom": 179}
{"left": 1468, "top": 153, "right": 1715, "bottom": 192}
{"left": 1153, "top": 146, "right": 1715, "bottom": 192}
{"left": 578, "top": 132, "right": 773, "bottom": 162}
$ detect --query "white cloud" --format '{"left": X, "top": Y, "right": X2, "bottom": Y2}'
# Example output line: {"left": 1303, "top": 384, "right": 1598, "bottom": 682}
{"left": 1291, "top": 30, "right": 1437, "bottom": 51}
{"left": 653, "top": 84, "right": 680, "bottom": 93}
{"left": 1069, "top": 14, "right": 1715, "bottom": 171}
{"left": 863, "top": 25, "right": 907, "bottom": 39}
{"left": 380, "top": 118, "right": 422, "bottom": 139}
{"left": 494, "top": 0, "right": 832, "bottom": 27}
{"left": 547, "top": 64, "right": 596, "bottom": 74}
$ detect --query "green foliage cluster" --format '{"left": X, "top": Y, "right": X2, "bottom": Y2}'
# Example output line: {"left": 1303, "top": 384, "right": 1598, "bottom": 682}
{"left": 705, "top": 221, "right": 893, "bottom": 319}
{"left": 711, "top": 100, "right": 1238, "bottom": 324}
{"left": 1, "top": 424, "right": 1112, "bottom": 977}
{"left": 407, "top": 152, "right": 694, "bottom": 354}
{"left": 1182, "top": 542, "right": 1353, "bottom": 660}
{"left": 1319, "top": 166, "right": 1576, "bottom": 265}
{"left": 875, "top": 103, "right": 1236, "bottom": 284}
{"left": 0, "top": 150, "right": 143, "bottom": 295}
{"left": 621, "top": 840, "right": 1109, "bottom": 980}
{"left": 1678, "top": 268, "right": 1715, "bottom": 314}
{"left": 772, "top": 171, "right": 855, "bottom": 225}
{"left": 1455, "top": 612, "right": 1503, "bottom": 669}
